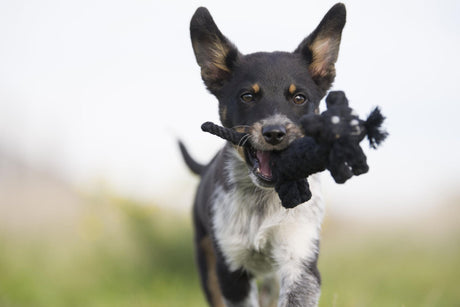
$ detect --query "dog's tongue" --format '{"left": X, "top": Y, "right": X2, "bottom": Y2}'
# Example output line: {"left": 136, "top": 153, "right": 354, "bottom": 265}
{"left": 256, "top": 151, "right": 272, "bottom": 178}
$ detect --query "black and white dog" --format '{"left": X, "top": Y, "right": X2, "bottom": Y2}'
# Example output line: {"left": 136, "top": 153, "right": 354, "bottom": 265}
{"left": 180, "top": 3, "right": 346, "bottom": 306}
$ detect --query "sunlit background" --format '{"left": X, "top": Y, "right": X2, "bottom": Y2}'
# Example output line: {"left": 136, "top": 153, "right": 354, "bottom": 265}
{"left": 1, "top": 0, "right": 459, "bottom": 306}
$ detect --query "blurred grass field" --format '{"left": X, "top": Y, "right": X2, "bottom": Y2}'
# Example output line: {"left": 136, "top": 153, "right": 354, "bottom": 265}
{"left": 0, "top": 189, "right": 459, "bottom": 307}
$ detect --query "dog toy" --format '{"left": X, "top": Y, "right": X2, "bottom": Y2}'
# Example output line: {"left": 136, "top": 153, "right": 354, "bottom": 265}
{"left": 201, "top": 91, "right": 388, "bottom": 208}
{"left": 299, "top": 91, "right": 388, "bottom": 183}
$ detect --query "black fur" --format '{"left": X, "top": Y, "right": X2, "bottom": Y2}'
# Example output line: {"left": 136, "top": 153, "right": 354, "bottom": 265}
{"left": 181, "top": 4, "right": 354, "bottom": 307}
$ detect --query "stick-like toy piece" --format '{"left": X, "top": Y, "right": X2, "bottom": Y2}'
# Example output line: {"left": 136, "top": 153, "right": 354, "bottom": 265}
{"left": 201, "top": 122, "right": 247, "bottom": 145}
{"left": 201, "top": 91, "right": 388, "bottom": 208}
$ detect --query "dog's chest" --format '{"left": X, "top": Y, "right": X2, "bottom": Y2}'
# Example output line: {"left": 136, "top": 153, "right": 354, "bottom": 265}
{"left": 211, "top": 182, "right": 323, "bottom": 275}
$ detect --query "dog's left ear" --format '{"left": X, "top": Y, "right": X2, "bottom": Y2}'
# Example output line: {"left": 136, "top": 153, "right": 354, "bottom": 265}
{"left": 295, "top": 3, "right": 346, "bottom": 93}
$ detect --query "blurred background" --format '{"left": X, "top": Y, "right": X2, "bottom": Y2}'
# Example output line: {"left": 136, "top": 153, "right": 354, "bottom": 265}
{"left": 0, "top": 0, "right": 459, "bottom": 306}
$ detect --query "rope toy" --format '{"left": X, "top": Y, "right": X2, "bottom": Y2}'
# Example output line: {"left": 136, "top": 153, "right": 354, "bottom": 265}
{"left": 201, "top": 91, "right": 388, "bottom": 208}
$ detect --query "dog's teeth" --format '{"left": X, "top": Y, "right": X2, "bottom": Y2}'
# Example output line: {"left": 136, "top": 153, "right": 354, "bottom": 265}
{"left": 256, "top": 167, "right": 260, "bottom": 173}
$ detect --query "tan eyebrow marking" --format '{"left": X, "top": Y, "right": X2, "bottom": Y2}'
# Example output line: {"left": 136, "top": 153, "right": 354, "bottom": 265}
{"left": 252, "top": 83, "right": 260, "bottom": 93}
{"left": 289, "top": 84, "right": 297, "bottom": 94}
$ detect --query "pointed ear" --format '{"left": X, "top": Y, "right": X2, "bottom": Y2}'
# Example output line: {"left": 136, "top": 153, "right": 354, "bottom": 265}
{"left": 294, "top": 3, "right": 346, "bottom": 92}
{"left": 190, "top": 7, "right": 240, "bottom": 94}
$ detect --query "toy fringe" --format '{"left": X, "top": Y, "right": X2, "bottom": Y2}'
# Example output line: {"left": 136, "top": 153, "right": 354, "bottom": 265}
{"left": 365, "top": 107, "right": 388, "bottom": 149}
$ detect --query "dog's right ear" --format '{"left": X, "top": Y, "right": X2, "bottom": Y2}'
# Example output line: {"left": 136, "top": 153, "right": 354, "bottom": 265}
{"left": 190, "top": 7, "right": 240, "bottom": 95}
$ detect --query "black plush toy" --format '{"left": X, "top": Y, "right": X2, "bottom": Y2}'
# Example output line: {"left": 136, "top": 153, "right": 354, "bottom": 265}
{"left": 201, "top": 91, "right": 388, "bottom": 208}
{"left": 300, "top": 91, "right": 388, "bottom": 183}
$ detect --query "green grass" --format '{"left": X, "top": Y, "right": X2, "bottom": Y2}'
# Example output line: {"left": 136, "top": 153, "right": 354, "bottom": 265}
{"left": 319, "top": 233, "right": 460, "bottom": 307}
{"left": 0, "top": 196, "right": 205, "bottom": 307}
{"left": 0, "top": 196, "right": 459, "bottom": 306}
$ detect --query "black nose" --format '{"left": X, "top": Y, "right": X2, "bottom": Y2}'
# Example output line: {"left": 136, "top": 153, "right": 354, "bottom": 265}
{"left": 262, "top": 125, "right": 286, "bottom": 145}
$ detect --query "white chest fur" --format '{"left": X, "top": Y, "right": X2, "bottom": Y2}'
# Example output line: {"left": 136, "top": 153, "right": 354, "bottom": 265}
{"left": 212, "top": 174, "right": 324, "bottom": 275}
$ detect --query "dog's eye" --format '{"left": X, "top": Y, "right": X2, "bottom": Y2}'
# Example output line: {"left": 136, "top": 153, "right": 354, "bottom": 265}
{"left": 293, "top": 94, "right": 307, "bottom": 105}
{"left": 241, "top": 93, "right": 255, "bottom": 103}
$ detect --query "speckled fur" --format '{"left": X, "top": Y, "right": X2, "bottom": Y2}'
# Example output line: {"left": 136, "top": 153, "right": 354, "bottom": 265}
{"left": 185, "top": 3, "right": 346, "bottom": 306}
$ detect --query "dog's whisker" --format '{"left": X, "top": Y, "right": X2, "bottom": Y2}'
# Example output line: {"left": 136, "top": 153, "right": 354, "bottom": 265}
{"left": 239, "top": 134, "right": 254, "bottom": 148}
{"left": 238, "top": 134, "right": 251, "bottom": 147}
{"left": 237, "top": 135, "right": 246, "bottom": 148}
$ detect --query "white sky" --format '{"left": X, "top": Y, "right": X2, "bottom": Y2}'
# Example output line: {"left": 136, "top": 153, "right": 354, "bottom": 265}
{"left": 1, "top": 0, "right": 459, "bottom": 217}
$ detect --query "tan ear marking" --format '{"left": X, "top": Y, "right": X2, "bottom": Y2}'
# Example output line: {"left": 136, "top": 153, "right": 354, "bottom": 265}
{"left": 309, "top": 37, "right": 339, "bottom": 78}
{"left": 210, "top": 41, "right": 231, "bottom": 72}
{"left": 289, "top": 84, "right": 297, "bottom": 94}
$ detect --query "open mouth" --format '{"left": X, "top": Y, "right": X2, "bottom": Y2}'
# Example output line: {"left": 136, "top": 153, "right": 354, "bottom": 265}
{"left": 244, "top": 145, "right": 275, "bottom": 187}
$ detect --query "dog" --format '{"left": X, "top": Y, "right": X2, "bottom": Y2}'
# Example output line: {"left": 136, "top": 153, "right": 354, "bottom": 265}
{"left": 180, "top": 3, "right": 346, "bottom": 307}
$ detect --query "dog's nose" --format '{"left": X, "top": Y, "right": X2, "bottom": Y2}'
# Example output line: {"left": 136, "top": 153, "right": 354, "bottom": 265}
{"left": 262, "top": 125, "right": 286, "bottom": 145}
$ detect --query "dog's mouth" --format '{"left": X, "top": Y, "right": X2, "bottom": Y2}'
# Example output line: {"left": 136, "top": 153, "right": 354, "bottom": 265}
{"left": 244, "top": 145, "right": 275, "bottom": 187}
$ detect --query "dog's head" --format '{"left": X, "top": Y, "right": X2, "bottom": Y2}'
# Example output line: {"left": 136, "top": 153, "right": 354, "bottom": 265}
{"left": 191, "top": 4, "right": 346, "bottom": 188}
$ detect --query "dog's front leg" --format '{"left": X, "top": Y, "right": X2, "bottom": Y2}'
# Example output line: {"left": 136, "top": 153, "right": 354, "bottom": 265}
{"left": 277, "top": 259, "right": 321, "bottom": 307}
{"left": 215, "top": 255, "right": 259, "bottom": 307}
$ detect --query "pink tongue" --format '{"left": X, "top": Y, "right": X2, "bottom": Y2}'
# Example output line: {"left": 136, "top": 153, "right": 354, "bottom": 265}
{"left": 256, "top": 151, "right": 272, "bottom": 178}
